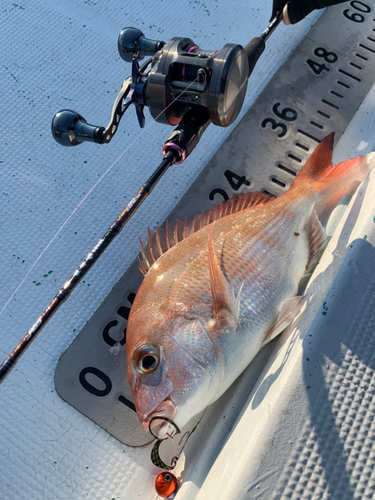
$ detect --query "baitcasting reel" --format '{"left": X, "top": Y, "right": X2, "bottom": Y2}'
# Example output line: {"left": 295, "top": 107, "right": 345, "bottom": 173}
{"left": 51, "top": 18, "right": 280, "bottom": 163}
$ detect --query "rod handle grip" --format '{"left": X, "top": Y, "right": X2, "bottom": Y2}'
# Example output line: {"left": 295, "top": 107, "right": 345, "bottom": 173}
{"left": 244, "top": 37, "right": 266, "bottom": 77}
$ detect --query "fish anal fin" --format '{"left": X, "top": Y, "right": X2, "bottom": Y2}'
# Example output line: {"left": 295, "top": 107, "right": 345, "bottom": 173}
{"left": 306, "top": 211, "right": 326, "bottom": 273}
{"left": 262, "top": 296, "right": 305, "bottom": 346}
{"left": 208, "top": 229, "right": 242, "bottom": 330}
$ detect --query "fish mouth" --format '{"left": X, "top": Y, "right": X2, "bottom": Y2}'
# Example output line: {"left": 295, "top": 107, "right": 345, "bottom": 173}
{"left": 140, "top": 398, "right": 177, "bottom": 431}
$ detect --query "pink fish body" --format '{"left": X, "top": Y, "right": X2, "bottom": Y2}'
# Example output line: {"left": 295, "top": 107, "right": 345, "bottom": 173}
{"left": 126, "top": 134, "right": 375, "bottom": 436}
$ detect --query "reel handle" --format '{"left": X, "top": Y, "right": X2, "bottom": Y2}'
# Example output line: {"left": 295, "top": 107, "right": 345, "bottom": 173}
{"left": 51, "top": 110, "right": 105, "bottom": 147}
{"left": 118, "top": 27, "right": 165, "bottom": 63}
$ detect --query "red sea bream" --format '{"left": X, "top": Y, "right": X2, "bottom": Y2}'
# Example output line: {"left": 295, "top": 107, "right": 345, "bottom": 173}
{"left": 126, "top": 134, "right": 375, "bottom": 437}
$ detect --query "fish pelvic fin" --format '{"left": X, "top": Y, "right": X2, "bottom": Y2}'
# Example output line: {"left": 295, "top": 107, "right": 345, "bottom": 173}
{"left": 208, "top": 228, "right": 243, "bottom": 330}
{"left": 262, "top": 295, "right": 305, "bottom": 346}
{"left": 292, "top": 132, "right": 375, "bottom": 199}
{"left": 138, "top": 191, "right": 274, "bottom": 275}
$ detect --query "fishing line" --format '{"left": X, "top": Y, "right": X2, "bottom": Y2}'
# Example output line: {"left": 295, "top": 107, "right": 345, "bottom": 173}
{"left": 167, "top": 433, "right": 178, "bottom": 466}
{"left": 0, "top": 76, "right": 198, "bottom": 321}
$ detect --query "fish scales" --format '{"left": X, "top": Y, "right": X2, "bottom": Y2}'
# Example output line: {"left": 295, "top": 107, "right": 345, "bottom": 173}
{"left": 129, "top": 191, "right": 312, "bottom": 428}
{"left": 126, "top": 134, "right": 375, "bottom": 436}
{"left": 172, "top": 194, "right": 308, "bottom": 314}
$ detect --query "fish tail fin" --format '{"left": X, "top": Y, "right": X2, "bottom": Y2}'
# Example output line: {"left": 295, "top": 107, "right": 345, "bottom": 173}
{"left": 292, "top": 132, "right": 375, "bottom": 199}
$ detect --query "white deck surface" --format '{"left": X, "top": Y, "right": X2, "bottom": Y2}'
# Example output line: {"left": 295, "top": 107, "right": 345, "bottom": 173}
{"left": 1, "top": 1, "right": 375, "bottom": 499}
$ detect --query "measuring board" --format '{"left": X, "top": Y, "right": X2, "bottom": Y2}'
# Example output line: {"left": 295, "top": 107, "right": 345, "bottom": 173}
{"left": 55, "top": 2, "right": 375, "bottom": 447}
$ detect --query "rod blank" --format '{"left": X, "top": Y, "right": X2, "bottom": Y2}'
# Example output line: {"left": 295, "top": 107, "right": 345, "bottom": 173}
{"left": 0, "top": 152, "right": 177, "bottom": 384}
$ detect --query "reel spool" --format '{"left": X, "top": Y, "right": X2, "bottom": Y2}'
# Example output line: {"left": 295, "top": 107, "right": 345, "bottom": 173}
{"left": 143, "top": 35, "right": 249, "bottom": 127}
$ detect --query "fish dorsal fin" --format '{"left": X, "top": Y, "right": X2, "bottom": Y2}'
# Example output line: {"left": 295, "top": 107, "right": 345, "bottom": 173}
{"left": 292, "top": 133, "right": 334, "bottom": 187}
{"left": 138, "top": 191, "right": 274, "bottom": 276}
{"left": 306, "top": 211, "right": 326, "bottom": 272}
{"left": 207, "top": 229, "right": 243, "bottom": 330}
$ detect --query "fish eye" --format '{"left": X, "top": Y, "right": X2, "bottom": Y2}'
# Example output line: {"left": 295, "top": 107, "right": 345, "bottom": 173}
{"left": 133, "top": 344, "right": 160, "bottom": 375}
{"left": 141, "top": 355, "right": 157, "bottom": 371}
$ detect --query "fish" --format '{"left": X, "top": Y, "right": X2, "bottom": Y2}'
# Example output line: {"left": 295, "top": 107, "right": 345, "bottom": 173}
{"left": 126, "top": 133, "right": 375, "bottom": 438}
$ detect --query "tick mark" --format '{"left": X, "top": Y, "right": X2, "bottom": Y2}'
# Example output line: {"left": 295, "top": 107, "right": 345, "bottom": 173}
{"left": 310, "top": 121, "right": 324, "bottom": 130}
{"left": 322, "top": 99, "right": 339, "bottom": 110}
{"left": 295, "top": 142, "right": 310, "bottom": 151}
{"left": 330, "top": 90, "right": 344, "bottom": 98}
{"left": 317, "top": 110, "right": 330, "bottom": 119}
{"left": 288, "top": 153, "right": 302, "bottom": 163}
{"left": 118, "top": 395, "right": 136, "bottom": 412}
{"left": 262, "top": 189, "right": 274, "bottom": 196}
{"left": 349, "top": 62, "right": 362, "bottom": 70}
{"left": 271, "top": 177, "right": 286, "bottom": 188}
{"left": 338, "top": 69, "right": 362, "bottom": 81}
{"left": 355, "top": 52, "right": 368, "bottom": 61}
{"left": 277, "top": 164, "right": 297, "bottom": 176}
{"left": 297, "top": 129, "right": 321, "bottom": 143}
{"left": 359, "top": 44, "right": 375, "bottom": 54}
{"left": 337, "top": 80, "right": 350, "bottom": 89}
{"left": 317, "top": 109, "right": 331, "bottom": 120}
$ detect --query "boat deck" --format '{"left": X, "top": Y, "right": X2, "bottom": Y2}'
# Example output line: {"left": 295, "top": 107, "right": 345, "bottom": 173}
{"left": 1, "top": 1, "right": 375, "bottom": 499}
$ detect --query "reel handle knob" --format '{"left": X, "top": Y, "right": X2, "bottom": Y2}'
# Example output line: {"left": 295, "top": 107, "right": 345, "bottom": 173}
{"left": 51, "top": 109, "right": 105, "bottom": 147}
{"left": 118, "top": 27, "right": 165, "bottom": 63}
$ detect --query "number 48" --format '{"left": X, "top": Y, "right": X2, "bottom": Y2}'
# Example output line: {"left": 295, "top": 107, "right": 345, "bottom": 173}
{"left": 306, "top": 47, "right": 338, "bottom": 76}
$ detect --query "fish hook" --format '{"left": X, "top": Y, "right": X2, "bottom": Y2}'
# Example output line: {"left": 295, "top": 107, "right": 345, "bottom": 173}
{"left": 149, "top": 410, "right": 207, "bottom": 470}
{"left": 149, "top": 417, "right": 181, "bottom": 470}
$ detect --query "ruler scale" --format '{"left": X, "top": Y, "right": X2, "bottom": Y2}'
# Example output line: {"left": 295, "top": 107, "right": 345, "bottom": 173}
{"left": 55, "top": 2, "right": 375, "bottom": 447}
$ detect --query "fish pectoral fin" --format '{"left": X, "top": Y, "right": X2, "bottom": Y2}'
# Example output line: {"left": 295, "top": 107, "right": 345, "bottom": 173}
{"left": 262, "top": 295, "right": 305, "bottom": 346}
{"left": 208, "top": 228, "right": 242, "bottom": 330}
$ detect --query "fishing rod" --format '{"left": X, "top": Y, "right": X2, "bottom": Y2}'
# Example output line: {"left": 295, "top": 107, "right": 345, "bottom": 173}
{"left": 0, "top": 13, "right": 282, "bottom": 384}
